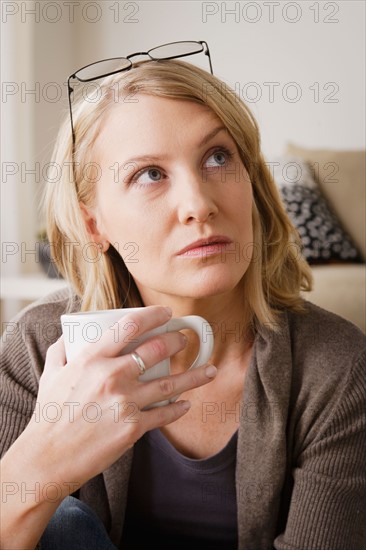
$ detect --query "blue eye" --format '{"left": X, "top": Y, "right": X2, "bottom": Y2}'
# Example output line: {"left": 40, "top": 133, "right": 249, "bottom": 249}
{"left": 205, "top": 149, "right": 232, "bottom": 168}
{"left": 133, "top": 167, "right": 163, "bottom": 186}
{"left": 146, "top": 168, "right": 161, "bottom": 181}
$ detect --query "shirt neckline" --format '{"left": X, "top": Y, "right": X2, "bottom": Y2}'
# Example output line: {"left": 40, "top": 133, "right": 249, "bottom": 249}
{"left": 143, "top": 427, "right": 238, "bottom": 473}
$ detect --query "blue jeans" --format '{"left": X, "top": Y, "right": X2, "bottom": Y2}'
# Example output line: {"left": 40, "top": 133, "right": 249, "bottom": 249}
{"left": 40, "top": 496, "right": 118, "bottom": 550}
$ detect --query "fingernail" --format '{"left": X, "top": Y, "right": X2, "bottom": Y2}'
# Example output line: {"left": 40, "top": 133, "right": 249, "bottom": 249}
{"left": 180, "top": 400, "right": 191, "bottom": 411}
{"left": 180, "top": 333, "right": 188, "bottom": 346}
{"left": 164, "top": 306, "right": 172, "bottom": 317}
{"left": 205, "top": 365, "right": 217, "bottom": 378}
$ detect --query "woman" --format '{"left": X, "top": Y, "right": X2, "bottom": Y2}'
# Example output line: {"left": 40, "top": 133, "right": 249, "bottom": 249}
{"left": 1, "top": 41, "right": 365, "bottom": 550}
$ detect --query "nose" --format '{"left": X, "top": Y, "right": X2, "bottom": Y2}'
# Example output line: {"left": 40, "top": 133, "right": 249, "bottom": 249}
{"left": 176, "top": 169, "right": 219, "bottom": 224}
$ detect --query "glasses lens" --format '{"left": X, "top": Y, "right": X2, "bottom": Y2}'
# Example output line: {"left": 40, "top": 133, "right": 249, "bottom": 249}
{"left": 149, "top": 41, "right": 203, "bottom": 60}
{"left": 75, "top": 58, "right": 131, "bottom": 81}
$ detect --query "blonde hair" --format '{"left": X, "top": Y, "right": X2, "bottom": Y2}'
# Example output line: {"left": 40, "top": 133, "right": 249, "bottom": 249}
{"left": 43, "top": 59, "right": 313, "bottom": 330}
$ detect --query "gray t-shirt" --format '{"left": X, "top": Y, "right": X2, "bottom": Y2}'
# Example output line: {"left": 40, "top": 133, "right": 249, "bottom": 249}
{"left": 121, "top": 427, "right": 238, "bottom": 548}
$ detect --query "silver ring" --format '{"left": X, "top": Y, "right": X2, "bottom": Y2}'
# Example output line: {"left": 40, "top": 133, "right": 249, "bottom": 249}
{"left": 130, "top": 351, "right": 146, "bottom": 376}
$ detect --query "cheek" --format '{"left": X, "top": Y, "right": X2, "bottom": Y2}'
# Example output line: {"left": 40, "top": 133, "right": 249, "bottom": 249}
{"left": 109, "top": 218, "right": 163, "bottom": 269}
{"left": 97, "top": 191, "right": 135, "bottom": 238}
{"left": 230, "top": 182, "right": 253, "bottom": 224}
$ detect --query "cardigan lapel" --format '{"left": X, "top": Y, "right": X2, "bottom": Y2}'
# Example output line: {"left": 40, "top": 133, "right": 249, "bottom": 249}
{"left": 103, "top": 447, "right": 134, "bottom": 546}
{"left": 236, "top": 311, "right": 293, "bottom": 549}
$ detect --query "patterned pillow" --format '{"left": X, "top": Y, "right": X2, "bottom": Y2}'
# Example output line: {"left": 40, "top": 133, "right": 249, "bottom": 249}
{"left": 271, "top": 157, "right": 363, "bottom": 264}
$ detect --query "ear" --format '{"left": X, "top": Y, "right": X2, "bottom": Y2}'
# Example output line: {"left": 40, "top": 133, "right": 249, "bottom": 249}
{"left": 79, "top": 202, "right": 110, "bottom": 253}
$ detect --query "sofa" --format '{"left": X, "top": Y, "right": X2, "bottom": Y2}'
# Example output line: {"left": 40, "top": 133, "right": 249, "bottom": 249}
{"left": 272, "top": 144, "right": 366, "bottom": 333}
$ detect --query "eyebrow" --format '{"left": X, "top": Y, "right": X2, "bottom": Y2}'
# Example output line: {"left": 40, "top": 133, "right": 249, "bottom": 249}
{"left": 123, "top": 126, "right": 228, "bottom": 165}
{"left": 198, "top": 125, "right": 228, "bottom": 147}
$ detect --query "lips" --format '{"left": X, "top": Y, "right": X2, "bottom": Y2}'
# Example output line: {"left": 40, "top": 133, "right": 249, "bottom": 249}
{"left": 177, "top": 235, "right": 233, "bottom": 256}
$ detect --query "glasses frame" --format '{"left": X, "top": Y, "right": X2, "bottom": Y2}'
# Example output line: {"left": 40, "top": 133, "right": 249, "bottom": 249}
{"left": 67, "top": 40, "right": 213, "bottom": 154}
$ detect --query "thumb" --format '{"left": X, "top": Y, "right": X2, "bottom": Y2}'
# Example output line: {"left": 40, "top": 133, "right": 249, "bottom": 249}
{"left": 44, "top": 334, "right": 67, "bottom": 372}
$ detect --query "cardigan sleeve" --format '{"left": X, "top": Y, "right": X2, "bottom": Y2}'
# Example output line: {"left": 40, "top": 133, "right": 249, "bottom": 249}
{"left": 1, "top": 290, "right": 69, "bottom": 458}
{"left": 1, "top": 321, "right": 48, "bottom": 550}
{"left": 274, "top": 350, "right": 366, "bottom": 550}
{"left": 1, "top": 295, "right": 69, "bottom": 550}
{"left": 0, "top": 319, "right": 39, "bottom": 458}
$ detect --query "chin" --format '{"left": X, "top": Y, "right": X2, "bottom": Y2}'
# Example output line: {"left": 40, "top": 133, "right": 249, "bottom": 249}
{"left": 135, "top": 263, "right": 249, "bottom": 302}
{"left": 176, "top": 269, "right": 246, "bottom": 300}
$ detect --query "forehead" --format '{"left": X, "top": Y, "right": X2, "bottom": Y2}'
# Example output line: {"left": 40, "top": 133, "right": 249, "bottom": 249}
{"left": 95, "top": 94, "right": 227, "bottom": 156}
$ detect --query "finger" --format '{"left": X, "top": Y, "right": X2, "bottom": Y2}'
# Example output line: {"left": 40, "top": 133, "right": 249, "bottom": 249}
{"left": 124, "top": 331, "right": 187, "bottom": 379}
{"left": 44, "top": 335, "right": 67, "bottom": 372}
{"left": 93, "top": 306, "right": 172, "bottom": 358}
{"left": 138, "top": 364, "right": 217, "bottom": 410}
{"left": 141, "top": 399, "right": 192, "bottom": 431}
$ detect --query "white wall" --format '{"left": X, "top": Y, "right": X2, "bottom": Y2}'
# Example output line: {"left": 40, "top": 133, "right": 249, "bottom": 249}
{"left": 1, "top": 0, "right": 365, "bottom": 317}
{"left": 69, "top": 0, "right": 366, "bottom": 158}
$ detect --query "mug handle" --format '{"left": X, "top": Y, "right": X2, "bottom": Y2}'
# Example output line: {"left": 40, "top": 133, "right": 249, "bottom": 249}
{"left": 165, "top": 315, "right": 214, "bottom": 403}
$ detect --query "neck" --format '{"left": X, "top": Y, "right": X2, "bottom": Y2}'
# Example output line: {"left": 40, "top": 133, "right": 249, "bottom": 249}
{"left": 140, "top": 284, "right": 255, "bottom": 372}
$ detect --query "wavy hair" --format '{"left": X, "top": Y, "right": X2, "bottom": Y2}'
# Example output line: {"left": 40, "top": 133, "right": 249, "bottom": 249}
{"left": 43, "top": 59, "right": 313, "bottom": 330}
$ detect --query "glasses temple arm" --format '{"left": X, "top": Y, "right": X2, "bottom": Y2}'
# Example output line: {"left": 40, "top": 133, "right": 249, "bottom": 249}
{"left": 67, "top": 76, "right": 77, "bottom": 184}
{"left": 200, "top": 41, "right": 213, "bottom": 75}
{"left": 67, "top": 76, "right": 76, "bottom": 145}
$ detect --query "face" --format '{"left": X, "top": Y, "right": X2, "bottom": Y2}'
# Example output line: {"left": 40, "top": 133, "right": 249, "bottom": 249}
{"left": 83, "top": 94, "right": 253, "bottom": 306}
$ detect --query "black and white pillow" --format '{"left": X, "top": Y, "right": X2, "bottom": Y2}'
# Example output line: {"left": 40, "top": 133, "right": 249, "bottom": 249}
{"left": 271, "top": 157, "right": 362, "bottom": 264}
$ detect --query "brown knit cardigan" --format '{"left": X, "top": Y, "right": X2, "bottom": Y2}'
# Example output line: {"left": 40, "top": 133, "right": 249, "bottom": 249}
{"left": 1, "top": 288, "right": 365, "bottom": 549}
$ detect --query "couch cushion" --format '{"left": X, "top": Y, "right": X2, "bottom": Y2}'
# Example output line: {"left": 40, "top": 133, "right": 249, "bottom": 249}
{"left": 271, "top": 156, "right": 363, "bottom": 264}
{"left": 285, "top": 144, "right": 366, "bottom": 260}
{"left": 303, "top": 265, "right": 366, "bottom": 333}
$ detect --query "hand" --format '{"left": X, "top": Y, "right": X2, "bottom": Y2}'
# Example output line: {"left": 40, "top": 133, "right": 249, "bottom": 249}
{"left": 23, "top": 305, "right": 216, "bottom": 499}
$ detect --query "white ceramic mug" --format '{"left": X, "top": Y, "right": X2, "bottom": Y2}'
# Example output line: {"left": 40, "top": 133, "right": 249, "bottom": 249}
{"left": 61, "top": 308, "right": 214, "bottom": 407}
